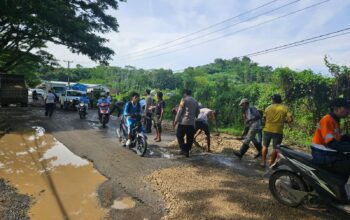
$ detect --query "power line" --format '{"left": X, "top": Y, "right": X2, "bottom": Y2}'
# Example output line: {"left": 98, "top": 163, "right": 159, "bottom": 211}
{"left": 244, "top": 28, "right": 350, "bottom": 57}
{"left": 121, "top": 0, "right": 329, "bottom": 63}
{"left": 173, "top": 28, "right": 350, "bottom": 73}
{"left": 119, "top": 0, "right": 301, "bottom": 60}
{"left": 119, "top": 0, "right": 283, "bottom": 58}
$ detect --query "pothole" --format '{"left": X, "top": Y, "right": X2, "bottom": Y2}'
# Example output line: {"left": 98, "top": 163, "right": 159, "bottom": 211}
{"left": 0, "top": 126, "right": 107, "bottom": 219}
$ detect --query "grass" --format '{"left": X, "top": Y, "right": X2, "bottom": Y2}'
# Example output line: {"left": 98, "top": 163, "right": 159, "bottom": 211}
{"left": 218, "top": 126, "right": 243, "bottom": 136}
{"left": 218, "top": 126, "right": 312, "bottom": 149}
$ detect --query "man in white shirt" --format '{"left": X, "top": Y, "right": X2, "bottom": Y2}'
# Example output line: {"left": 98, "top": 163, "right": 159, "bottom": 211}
{"left": 45, "top": 90, "right": 56, "bottom": 118}
{"left": 194, "top": 106, "right": 216, "bottom": 152}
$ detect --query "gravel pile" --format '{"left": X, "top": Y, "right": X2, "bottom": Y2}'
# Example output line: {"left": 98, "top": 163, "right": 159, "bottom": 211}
{"left": 0, "top": 179, "right": 31, "bottom": 220}
{"left": 146, "top": 165, "right": 337, "bottom": 220}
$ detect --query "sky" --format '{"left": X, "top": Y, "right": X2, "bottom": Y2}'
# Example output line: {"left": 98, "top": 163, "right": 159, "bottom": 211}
{"left": 48, "top": 0, "right": 350, "bottom": 74}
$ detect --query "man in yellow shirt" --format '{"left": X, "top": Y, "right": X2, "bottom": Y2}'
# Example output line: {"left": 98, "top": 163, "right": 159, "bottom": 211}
{"left": 260, "top": 94, "right": 293, "bottom": 167}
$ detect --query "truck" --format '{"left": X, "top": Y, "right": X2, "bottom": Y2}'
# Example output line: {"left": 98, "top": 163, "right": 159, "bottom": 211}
{"left": 0, "top": 74, "right": 28, "bottom": 107}
{"left": 60, "top": 89, "right": 85, "bottom": 110}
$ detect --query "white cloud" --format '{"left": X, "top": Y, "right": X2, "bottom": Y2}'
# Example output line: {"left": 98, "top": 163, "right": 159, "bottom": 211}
{"left": 45, "top": 0, "right": 350, "bottom": 73}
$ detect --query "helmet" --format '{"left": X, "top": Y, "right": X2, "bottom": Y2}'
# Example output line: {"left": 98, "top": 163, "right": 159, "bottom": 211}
{"left": 330, "top": 98, "right": 350, "bottom": 108}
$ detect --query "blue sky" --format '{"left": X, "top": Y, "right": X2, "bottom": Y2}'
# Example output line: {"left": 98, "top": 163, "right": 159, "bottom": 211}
{"left": 48, "top": 0, "right": 350, "bottom": 74}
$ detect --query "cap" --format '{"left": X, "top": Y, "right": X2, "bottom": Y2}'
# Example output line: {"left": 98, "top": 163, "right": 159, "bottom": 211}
{"left": 330, "top": 98, "right": 350, "bottom": 108}
{"left": 239, "top": 98, "right": 249, "bottom": 106}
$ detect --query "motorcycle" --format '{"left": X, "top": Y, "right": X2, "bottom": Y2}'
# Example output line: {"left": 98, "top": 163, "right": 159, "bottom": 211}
{"left": 77, "top": 103, "right": 87, "bottom": 119}
{"left": 269, "top": 145, "right": 350, "bottom": 215}
{"left": 117, "top": 116, "right": 147, "bottom": 157}
{"left": 98, "top": 102, "right": 110, "bottom": 128}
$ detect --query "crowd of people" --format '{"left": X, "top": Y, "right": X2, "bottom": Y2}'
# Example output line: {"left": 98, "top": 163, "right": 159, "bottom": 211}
{"left": 42, "top": 87, "right": 350, "bottom": 177}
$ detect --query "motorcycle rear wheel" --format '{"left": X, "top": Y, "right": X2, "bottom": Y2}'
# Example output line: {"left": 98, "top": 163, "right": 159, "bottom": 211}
{"left": 269, "top": 170, "right": 307, "bottom": 207}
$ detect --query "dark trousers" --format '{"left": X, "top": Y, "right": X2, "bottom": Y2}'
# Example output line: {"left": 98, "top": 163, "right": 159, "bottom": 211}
{"left": 45, "top": 103, "right": 55, "bottom": 117}
{"left": 332, "top": 159, "right": 350, "bottom": 177}
{"left": 145, "top": 113, "right": 153, "bottom": 133}
{"left": 176, "top": 124, "right": 195, "bottom": 153}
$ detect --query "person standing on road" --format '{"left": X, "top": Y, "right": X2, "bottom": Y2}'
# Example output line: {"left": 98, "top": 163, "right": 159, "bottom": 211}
{"left": 44, "top": 90, "right": 56, "bottom": 118}
{"left": 233, "top": 99, "right": 262, "bottom": 159}
{"left": 109, "top": 100, "right": 124, "bottom": 117}
{"left": 106, "top": 92, "right": 112, "bottom": 103}
{"left": 174, "top": 89, "right": 200, "bottom": 157}
{"left": 144, "top": 89, "right": 154, "bottom": 133}
{"left": 260, "top": 94, "right": 293, "bottom": 168}
{"left": 194, "top": 106, "right": 216, "bottom": 152}
{"left": 152, "top": 92, "right": 165, "bottom": 142}
{"left": 32, "top": 90, "right": 38, "bottom": 101}
{"left": 89, "top": 91, "right": 94, "bottom": 109}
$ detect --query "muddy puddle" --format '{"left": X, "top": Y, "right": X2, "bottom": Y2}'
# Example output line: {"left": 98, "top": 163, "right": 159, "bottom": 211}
{"left": 0, "top": 126, "right": 107, "bottom": 219}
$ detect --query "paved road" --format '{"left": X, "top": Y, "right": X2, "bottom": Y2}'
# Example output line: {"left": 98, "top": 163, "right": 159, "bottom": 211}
{"left": 1, "top": 106, "right": 343, "bottom": 219}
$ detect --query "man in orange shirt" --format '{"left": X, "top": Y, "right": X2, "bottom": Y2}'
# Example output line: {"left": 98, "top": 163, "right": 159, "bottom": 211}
{"left": 312, "top": 98, "right": 350, "bottom": 177}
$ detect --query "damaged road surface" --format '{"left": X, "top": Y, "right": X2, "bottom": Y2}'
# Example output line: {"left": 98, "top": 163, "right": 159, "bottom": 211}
{"left": 0, "top": 126, "right": 107, "bottom": 219}
{"left": 0, "top": 107, "right": 344, "bottom": 219}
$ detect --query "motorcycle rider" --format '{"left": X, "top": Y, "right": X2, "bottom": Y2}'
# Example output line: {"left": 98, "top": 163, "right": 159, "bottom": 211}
{"left": 80, "top": 93, "right": 90, "bottom": 107}
{"left": 312, "top": 98, "right": 350, "bottom": 177}
{"left": 123, "top": 92, "right": 142, "bottom": 146}
{"left": 97, "top": 92, "right": 111, "bottom": 118}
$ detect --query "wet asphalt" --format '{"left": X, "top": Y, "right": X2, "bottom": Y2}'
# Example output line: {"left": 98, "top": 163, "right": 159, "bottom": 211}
{"left": 0, "top": 106, "right": 274, "bottom": 219}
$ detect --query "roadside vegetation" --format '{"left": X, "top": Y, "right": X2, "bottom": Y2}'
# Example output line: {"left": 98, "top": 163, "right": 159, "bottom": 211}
{"left": 27, "top": 56, "right": 350, "bottom": 148}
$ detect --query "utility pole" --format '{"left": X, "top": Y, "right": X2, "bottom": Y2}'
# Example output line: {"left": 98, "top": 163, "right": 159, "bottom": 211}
{"left": 63, "top": 60, "right": 73, "bottom": 89}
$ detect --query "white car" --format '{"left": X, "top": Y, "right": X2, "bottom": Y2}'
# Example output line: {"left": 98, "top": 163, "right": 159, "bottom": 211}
{"left": 60, "top": 90, "right": 85, "bottom": 110}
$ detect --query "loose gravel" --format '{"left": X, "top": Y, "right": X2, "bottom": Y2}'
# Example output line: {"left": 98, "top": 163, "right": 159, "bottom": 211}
{"left": 146, "top": 165, "right": 340, "bottom": 220}
{"left": 0, "top": 178, "right": 31, "bottom": 220}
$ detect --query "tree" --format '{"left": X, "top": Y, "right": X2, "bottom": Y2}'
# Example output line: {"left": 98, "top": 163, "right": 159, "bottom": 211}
{"left": 324, "top": 56, "right": 350, "bottom": 99}
{"left": 0, "top": 0, "right": 124, "bottom": 72}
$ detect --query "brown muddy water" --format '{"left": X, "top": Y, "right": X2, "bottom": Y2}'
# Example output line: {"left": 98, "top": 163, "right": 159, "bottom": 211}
{"left": 0, "top": 126, "right": 107, "bottom": 220}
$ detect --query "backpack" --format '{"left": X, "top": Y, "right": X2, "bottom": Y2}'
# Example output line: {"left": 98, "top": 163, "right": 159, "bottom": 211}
{"left": 249, "top": 107, "right": 261, "bottom": 120}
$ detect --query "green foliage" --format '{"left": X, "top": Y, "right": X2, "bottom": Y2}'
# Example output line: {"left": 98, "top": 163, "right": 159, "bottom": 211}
{"left": 0, "top": 0, "right": 123, "bottom": 73}
{"left": 34, "top": 56, "right": 350, "bottom": 147}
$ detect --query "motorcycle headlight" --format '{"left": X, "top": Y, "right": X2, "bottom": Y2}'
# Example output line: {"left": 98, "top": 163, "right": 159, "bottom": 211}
{"left": 69, "top": 100, "right": 73, "bottom": 102}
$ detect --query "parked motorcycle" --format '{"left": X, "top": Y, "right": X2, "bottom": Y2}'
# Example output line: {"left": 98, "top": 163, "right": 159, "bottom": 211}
{"left": 78, "top": 103, "right": 87, "bottom": 119}
{"left": 117, "top": 116, "right": 147, "bottom": 157}
{"left": 98, "top": 102, "right": 110, "bottom": 128}
{"left": 269, "top": 145, "right": 350, "bottom": 215}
